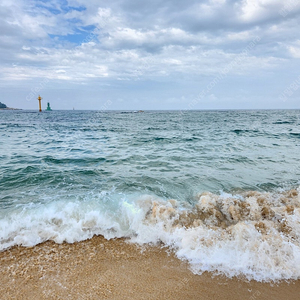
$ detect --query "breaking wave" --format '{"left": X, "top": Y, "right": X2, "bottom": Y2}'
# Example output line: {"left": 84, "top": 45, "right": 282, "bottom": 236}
{"left": 1, "top": 187, "right": 300, "bottom": 282}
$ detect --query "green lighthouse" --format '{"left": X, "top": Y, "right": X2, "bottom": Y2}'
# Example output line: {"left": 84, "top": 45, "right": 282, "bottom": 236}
{"left": 46, "top": 102, "right": 52, "bottom": 111}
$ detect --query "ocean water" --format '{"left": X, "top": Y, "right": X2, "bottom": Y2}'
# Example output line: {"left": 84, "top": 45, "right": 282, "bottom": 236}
{"left": 1, "top": 109, "right": 300, "bottom": 281}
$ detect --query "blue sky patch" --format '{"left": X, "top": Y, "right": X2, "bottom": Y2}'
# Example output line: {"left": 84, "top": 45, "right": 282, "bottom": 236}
{"left": 35, "top": 0, "right": 86, "bottom": 15}
{"left": 48, "top": 25, "right": 97, "bottom": 45}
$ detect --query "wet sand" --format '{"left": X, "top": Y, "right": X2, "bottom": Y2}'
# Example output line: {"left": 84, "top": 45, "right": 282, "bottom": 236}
{"left": 1, "top": 235, "right": 300, "bottom": 300}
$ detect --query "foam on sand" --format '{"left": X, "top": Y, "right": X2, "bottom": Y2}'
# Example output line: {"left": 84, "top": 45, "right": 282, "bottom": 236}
{"left": 118, "top": 188, "right": 299, "bottom": 281}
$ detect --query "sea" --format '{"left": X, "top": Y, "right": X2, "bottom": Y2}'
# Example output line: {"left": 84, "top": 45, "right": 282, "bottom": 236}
{"left": 1, "top": 109, "right": 300, "bottom": 282}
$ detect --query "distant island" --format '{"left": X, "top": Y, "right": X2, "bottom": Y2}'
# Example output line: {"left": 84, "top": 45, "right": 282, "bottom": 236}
{"left": 0, "top": 101, "right": 21, "bottom": 110}
{"left": 0, "top": 102, "right": 7, "bottom": 109}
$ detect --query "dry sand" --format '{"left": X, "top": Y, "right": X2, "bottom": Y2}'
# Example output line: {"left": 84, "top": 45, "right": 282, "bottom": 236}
{"left": 1, "top": 235, "right": 300, "bottom": 300}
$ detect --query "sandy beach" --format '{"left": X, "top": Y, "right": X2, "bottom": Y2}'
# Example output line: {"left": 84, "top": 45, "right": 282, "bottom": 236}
{"left": 1, "top": 235, "right": 300, "bottom": 300}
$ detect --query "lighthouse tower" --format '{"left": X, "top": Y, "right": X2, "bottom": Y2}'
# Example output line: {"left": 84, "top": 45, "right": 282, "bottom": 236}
{"left": 37, "top": 95, "right": 42, "bottom": 112}
{"left": 46, "top": 102, "right": 52, "bottom": 111}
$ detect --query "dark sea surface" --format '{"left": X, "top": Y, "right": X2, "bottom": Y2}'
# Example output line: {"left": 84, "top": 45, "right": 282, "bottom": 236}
{"left": 1, "top": 109, "right": 300, "bottom": 281}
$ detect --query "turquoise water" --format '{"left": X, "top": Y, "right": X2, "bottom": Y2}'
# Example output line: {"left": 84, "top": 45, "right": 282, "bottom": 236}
{"left": 1, "top": 109, "right": 300, "bottom": 281}
{"left": 1, "top": 110, "right": 299, "bottom": 205}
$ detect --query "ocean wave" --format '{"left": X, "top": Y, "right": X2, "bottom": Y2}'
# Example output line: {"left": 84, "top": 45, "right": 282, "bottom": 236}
{"left": 138, "top": 189, "right": 300, "bottom": 281}
{"left": 1, "top": 188, "right": 300, "bottom": 282}
{"left": 273, "top": 121, "right": 294, "bottom": 125}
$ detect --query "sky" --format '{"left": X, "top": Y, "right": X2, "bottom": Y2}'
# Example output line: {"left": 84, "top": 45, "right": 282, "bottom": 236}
{"left": 0, "top": 0, "right": 300, "bottom": 110}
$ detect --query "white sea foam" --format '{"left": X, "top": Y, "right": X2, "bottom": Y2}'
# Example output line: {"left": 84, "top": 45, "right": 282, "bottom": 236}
{"left": 1, "top": 188, "right": 300, "bottom": 282}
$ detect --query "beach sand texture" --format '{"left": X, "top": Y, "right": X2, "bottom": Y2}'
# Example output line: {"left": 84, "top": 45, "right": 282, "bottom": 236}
{"left": 1, "top": 235, "right": 300, "bottom": 300}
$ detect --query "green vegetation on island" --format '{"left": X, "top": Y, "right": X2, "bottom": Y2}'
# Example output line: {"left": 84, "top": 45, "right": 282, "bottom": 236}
{"left": 0, "top": 102, "right": 7, "bottom": 109}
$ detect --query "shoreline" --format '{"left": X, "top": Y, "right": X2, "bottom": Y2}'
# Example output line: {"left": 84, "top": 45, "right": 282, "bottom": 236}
{"left": 1, "top": 235, "right": 300, "bottom": 300}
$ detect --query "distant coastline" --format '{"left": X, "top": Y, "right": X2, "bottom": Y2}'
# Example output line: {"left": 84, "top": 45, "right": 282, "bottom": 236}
{"left": 0, "top": 101, "right": 21, "bottom": 110}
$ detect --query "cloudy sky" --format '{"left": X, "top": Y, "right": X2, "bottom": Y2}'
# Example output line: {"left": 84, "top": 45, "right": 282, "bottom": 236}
{"left": 1, "top": 0, "right": 300, "bottom": 110}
